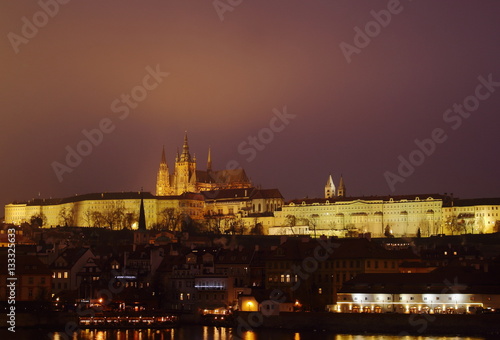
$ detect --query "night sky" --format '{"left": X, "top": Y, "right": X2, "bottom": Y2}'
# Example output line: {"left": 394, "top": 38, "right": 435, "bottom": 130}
{"left": 2, "top": 1, "right": 500, "bottom": 210}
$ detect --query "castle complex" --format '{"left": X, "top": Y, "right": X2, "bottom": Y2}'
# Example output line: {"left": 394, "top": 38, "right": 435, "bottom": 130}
{"left": 3, "top": 134, "right": 500, "bottom": 237}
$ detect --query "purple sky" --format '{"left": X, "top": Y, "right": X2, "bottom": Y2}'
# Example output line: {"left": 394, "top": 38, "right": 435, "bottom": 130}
{"left": 2, "top": 0, "right": 500, "bottom": 211}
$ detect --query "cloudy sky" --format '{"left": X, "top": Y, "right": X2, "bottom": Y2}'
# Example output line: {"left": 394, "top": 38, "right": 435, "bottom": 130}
{"left": 1, "top": 0, "right": 500, "bottom": 210}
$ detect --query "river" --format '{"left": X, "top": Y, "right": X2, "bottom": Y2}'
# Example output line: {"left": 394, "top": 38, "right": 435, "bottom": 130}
{"left": 2, "top": 326, "right": 492, "bottom": 340}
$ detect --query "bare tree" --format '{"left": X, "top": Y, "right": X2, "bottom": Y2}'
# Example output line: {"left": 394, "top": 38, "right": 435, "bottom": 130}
{"left": 418, "top": 219, "right": 431, "bottom": 237}
{"left": 30, "top": 213, "right": 47, "bottom": 227}
{"left": 82, "top": 209, "right": 94, "bottom": 227}
{"left": 250, "top": 217, "right": 264, "bottom": 235}
{"left": 284, "top": 215, "right": 297, "bottom": 235}
{"left": 204, "top": 213, "right": 225, "bottom": 234}
{"left": 158, "top": 208, "right": 183, "bottom": 231}
{"left": 308, "top": 214, "right": 319, "bottom": 238}
{"left": 444, "top": 216, "right": 461, "bottom": 235}
{"left": 226, "top": 216, "right": 245, "bottom": 235}
{"left": 58, "top": 205, "right": 76, "bottom": 226}
{"left": 101, "top": 201, "right": 126, "bottom": 230}
{"left": 124, "top": 212, "right": 138, "bottom": 229}
{"left": 91, "top": 211, "right": 105, "bottom": 228}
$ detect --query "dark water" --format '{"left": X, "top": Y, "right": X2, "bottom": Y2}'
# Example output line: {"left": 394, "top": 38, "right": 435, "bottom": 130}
{"left": 1, "top": 326, "right": 490, "bottom": 340}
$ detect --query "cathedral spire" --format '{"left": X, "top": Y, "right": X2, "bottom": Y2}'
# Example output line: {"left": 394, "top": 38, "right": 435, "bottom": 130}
{"left": 338, "top": 174, "right": 346, "bottom": 197}
{"left": 161, "top": 145, "right": 166, "bottom": 164}
{"left": 138, "top": 191, "right": 146, "bottom": 230}
{"left": 156, "top": 146, "right": 170, "bottom": 196}
{"left": 207, "top": 146, "right": 212, "bottom": 171}
{"left": 180, "top": 131, "right": 191, "bottom": 162}
{"left": 325, "top": 174, "right": 336, "bottom": 199}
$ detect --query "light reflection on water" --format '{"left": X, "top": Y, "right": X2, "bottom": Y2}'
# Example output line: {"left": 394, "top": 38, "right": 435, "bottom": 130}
{"left": 4, "top": 327, "right": 489, "bottom": 340}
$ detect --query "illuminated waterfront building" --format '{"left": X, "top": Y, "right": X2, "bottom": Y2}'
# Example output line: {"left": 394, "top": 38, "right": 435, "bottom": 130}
{"left": 335, "top": 267, "right": 500, "bottom": 314}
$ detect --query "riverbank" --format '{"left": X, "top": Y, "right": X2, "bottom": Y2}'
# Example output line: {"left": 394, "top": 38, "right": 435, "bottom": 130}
{"left": 3, "top": 311, "right": 500, "bottom": 336}
{"left": 234, "top": 312, "right": 500, "bottom": 336}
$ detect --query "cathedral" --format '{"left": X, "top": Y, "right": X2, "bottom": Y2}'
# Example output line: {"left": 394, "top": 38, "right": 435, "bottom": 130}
{"left": 156, "top": 133, "right": 252, "bottom": 196}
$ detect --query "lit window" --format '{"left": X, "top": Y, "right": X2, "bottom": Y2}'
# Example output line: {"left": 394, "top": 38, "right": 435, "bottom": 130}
{"left": 318, "top": 288, "right": 322, "bottom": 294}
{"left": 57, "top": 272, "right": 62, "bottom": 279}
{"left": 64, "top": 272, "right": 68, "bottom": 279}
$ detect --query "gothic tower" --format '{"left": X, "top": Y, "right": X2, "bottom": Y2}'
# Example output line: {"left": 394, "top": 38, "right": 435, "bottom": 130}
{"left": 325, "top": 174, "right": 336, "bottom": 198}
{"left": 338, "top": 175, "right": 346, "bottom": 197}
{"left": 174, "top": 132, "right": 197, "bottom": 194}
{"left": 156, "top": 146, "right": 170, "bottom": 196}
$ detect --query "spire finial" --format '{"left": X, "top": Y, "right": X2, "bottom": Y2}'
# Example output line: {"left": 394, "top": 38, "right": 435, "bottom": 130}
{"left": 180, "top": 131, "right": 191, "bottom": 162}
{"left": 161, "top": 145, "right": 166, "bottom": 164}
{"left": 207, "top": 146, "right": 212, "bottom": 171}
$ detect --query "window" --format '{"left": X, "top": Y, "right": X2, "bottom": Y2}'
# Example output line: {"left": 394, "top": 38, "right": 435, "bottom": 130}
{"left": 318, "top": 288, "right": 322, "bottom": 294}
{"left": 64, "top": 272, "right": 68, "bottom": 279}
{"left": 57, "top": 272, "right": 62, "bottom": 279}
{"left": 28, "top": 277, "right": 34, "bottom": 284}
{"left": 41, "top": 277, "right": 46, "bottom": 284}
